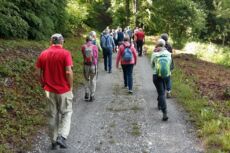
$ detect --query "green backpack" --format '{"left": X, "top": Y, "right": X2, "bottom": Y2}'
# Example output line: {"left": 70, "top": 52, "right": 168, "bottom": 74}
{"left": 156, "top": 56, "right": 170, "bottom": 78}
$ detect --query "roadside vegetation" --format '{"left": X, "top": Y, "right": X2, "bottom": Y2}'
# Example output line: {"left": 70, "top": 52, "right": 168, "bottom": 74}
{"left": 0, "top": 37, "right": 85, "bottom": 152}
{"left": 0, "top": 0, "right": 229, "bottom": 152}
{"left": 146, "top": 36, "right": 230, "bottom": 153}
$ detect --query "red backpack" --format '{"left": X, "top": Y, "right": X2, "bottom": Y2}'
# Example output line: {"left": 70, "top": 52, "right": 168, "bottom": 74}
{"left": 84, "top": 45, "right": 94, "bottom": 65}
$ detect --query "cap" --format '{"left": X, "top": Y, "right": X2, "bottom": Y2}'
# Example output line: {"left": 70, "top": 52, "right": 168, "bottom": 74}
{"left": 51, "top": 33, "right": 64, "bottom": 44}
{"left": 161, "top": 33, "right": 168, "bottom": 41}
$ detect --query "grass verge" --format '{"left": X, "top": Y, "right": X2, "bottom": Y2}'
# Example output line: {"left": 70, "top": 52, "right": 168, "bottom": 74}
{"left": 182, "top": 41, "right": 230, "bottom": 67}
{"left": 0, "top": 36, "right": 87, "bottom": 152}
{"left": 145, "top": 36, "right": 230, "bottom": 153}
{"left": 172, "top": 67, "right": 230, "bottom": 153}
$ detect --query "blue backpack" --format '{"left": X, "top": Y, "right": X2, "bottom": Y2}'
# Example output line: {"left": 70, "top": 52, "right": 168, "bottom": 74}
{"left": 102, "top": 35, "right": 111, "bottom": 49}
{"left": 122, "top": 44, "right": 133, "bottom": 62}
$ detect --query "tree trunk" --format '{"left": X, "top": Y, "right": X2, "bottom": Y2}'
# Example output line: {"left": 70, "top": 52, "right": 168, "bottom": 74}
{"left": 125, "top": 0, "right": 130, "bottom": 25}
{"left": 134, "top": 0, "right": 139, "bottom": 26}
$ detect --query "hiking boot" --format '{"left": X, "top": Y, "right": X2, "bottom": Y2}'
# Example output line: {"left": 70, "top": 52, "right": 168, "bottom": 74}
{"left": 128, "top": 90, "right": 133, "bottom": 94}
{"left": 157, "top": 105, "right": 161, "bottom": 110}
{"left": 166, "top": 91, "right": 171, "bottom": 98}
{"left": 84, "top": 93, "right": 89, "bottom": 101}
{"left": 89, "top": 96, "right": 95, "bottom": 102}
{"left": 56, "top": 135, "right": 67, "bottom": 149}
{"left": 51, "top": 142, "right": 58, "bottom": 150}
{"left": 162, "top": 113, "right": 169, "bottom": 121}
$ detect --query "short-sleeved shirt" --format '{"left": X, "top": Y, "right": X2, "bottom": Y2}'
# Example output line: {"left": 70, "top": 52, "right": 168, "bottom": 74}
{"left": 81, "top": 41, "right": 99, "bottom": 66}
{"left": 36, "top": 45, "right": 73, "bottom": 94}
{"left": 135, "top": 31, "right": 145, "bottom": 41}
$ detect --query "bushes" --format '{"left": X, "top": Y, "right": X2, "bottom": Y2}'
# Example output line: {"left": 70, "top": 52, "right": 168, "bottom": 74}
{"left": 0, "top": 1, "right": 29, "bottom": 38}
{"left": 0, "top": 0, "right": 88, "bottom": 40}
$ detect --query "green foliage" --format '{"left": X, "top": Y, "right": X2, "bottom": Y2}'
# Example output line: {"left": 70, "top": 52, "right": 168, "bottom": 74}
{"left": 183, "top": 41, "right": 230, "bottom": 67}
{"left": 65, "top": 1, "right": 88, "bottom": 35}
{"left": 200, "top": 0, "right": 230, "bottom": 45}
{"left": 0, "top": 1, "right": 29, "bottom": 38}
{"left": 83, "top": 1, "right": 112, "bottom": 31}
{"left": 0, "top": 0, "right": 90, "bottom": 39}
{"left": 171, "top": 67, "right": 230, "bottom": 152}
{"left": 0, "top": 35, "right": 89, "bottom": 152}
{"left": 148, "top": 0, "right": 206, "bottom": 48}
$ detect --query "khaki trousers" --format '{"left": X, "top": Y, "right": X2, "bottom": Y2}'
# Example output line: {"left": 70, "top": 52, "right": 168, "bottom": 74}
{"left": 83, "top": 65, "right": 97, "bottom": 97}
{"left": 45, "top": 91, "right": 73, "bottom": 143}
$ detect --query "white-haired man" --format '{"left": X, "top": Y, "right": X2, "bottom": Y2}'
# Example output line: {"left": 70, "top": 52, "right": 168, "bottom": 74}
{"left": 36, "top": 34, "right": 73, "bottom": 149}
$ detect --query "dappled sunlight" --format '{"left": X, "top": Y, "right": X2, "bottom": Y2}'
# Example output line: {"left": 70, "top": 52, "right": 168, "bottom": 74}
{"left": 144, "top": 36, "right": 159, "bottom": 54}
{"left": 181, "top": 41, "right": 230, "bottom": 66}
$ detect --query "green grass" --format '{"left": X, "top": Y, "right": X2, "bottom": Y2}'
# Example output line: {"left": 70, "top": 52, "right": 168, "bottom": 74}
{"left": 172, "top": 67, "right": 230, "bottom": 153}
{"left": 182, "top": 41, "right": 230, "bottom": 67}
{"left": 130, "top": 122, "right": 141, "bottom": 137}
{"left": 145, "top": 36, "right": 230, "bottom": 153}
{"left": 0, "top": 36, "right": 88, "bottom": 152}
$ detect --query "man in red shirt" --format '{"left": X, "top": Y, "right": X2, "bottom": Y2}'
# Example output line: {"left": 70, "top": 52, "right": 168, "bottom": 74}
{"left": 135, "top": 28, "right": 145, "bottom": 56}
{"left": 36, "top": 34, "right": 73, "bottom": 149}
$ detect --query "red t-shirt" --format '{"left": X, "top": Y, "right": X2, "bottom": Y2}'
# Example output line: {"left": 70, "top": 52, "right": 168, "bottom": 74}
{"left": 36, "top": 45, "right": 73, "bottom": 94}
{"left": 135, "top": 31, "right": 145, "bottom": 41}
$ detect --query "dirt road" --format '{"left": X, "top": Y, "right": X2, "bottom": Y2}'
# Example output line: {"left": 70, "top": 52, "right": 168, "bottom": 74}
{"left": 30, "top": 54, "right": 204, "bottom": 153}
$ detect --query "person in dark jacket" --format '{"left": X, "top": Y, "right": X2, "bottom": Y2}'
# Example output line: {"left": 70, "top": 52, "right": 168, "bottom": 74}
{"left": 161, "top": 33, "right": 174, "bottom": 98}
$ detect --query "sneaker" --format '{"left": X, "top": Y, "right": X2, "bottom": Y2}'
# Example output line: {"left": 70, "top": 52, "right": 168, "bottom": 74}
{"left": 128, "top": 90, "right": 133, "bottom": 94}
{"left": 56, "top": 136, "right": 67, "bottom": 148}
{"left": 108, "top": 70, "right": 112, "bottom": 73}
{"left": 162, "top": 113, "right": 169, "bottom": 121}
{"left": 166, "top": 91, "right": 171, "bottom": 98}
{"left": 84, "top": 93, "right": 89, "bottom": 101}
{"left": 89, "top": 96, "right": 95, "bottom": 102}
{"left": 51, "top": 142, "right": 58, "bottom": 150}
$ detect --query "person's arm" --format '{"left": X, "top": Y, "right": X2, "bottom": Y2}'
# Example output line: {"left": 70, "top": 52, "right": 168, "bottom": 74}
{"left": 35, "top": 67, "right": 44, "bottom": 87}
{"left": 35, "top": 56, "right": 44, "bottom": 87}
{"left": 65, "top": 52, "right": 74, "bottom": 91}
{"left": 65, "top": 66, "right": 73, "bottom": 91}
{"left": 151, "top": 52, "right": 155, "bottom": 68}
{"left": 143, "top": 32, "right": 145, "bottom": 43}
{"left": 116, "top": 46, "right": 122, "bottom": 68}
{"left": 94, "top": 45, "right": 99, "bottom": 64}
{"left": 111, "top": 36, "right": 115, "bottom": 50}
{"left": 132, "top": 47, "right": 137, "bottom": 65}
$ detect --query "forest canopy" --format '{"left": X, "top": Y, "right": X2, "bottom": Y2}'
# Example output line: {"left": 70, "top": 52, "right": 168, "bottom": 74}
{"left": 0, "top": 0, "right": 229, "bottom": 47}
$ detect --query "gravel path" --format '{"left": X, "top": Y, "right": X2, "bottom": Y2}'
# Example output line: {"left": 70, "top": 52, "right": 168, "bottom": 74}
{"left": 30, "top": 54, "right": 204, "bottom": 153}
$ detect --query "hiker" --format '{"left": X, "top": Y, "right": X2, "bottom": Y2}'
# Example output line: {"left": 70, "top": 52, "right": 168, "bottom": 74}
{"left": 161, "top": 33, "right": 174, "bottom": 98}
{"left": 151, "top": 38, "right": 171, "bottom": 121}
{"left": 89, "top": 31, "right": 101, "bottom": 52}
{"left": 36, "top": 34, "right": 73, "bottom": 149}
{"left": 133, "top": 27, "right": 139, "bottom": 50}
{"left": 117, "top": 28, "right": 124, "bottom": 46}
{"left": 89, "top": 31, "right": 97, "bottom": 45}
{"left": 116, "top": 35, "right": 137, "bottom": 94}
{"left": 126, "top": 26, "right": 133, "bottom": 43}
{"left": 81, "top": 36, "right": 98, "bottom": 102}
{"left": 100, "top": 29, "right": 115, "bottom": 73}
{"left": 135, "top": 28, "right": 145, "bottom": 56}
